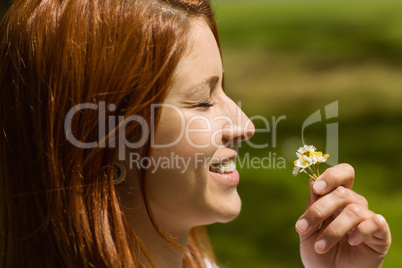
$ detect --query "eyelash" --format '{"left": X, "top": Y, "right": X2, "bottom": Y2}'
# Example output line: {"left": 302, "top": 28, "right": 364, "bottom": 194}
{"left": 197, "top": 101, "right": 214, "bottom": 108}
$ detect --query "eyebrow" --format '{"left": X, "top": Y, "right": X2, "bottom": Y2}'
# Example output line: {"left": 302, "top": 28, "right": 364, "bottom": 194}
{"left": 185, "top": 75, "right": 220, "bottom": 97}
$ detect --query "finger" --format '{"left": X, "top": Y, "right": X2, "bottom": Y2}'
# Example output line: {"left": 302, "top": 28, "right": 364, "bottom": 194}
{"left": 313, "top": 204, "right": 373, "bottom": 254}
{"left": 306, "top": 178, "right": 319, "bottom": 209}
{"left": 296, "top": 179, "right": 320, "bottom": 234}
{"left": 312, "top": 163, "right": 355, "bottom": 195}
{"left": 296, "top": 186, "right": 368, "bottom": 235}
{"left": 348, "top": 214, "right": 391, "bottom": 253}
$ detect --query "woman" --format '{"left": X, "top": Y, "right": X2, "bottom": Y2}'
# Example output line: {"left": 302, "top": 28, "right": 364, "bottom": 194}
{"left": 0, "top": 0, "right": 391, "bottom": 267}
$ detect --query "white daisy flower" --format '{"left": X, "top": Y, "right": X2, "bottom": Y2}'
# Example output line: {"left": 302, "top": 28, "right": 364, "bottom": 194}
{"left": 292, "top": 145, "right": 329, "bottom": 179}
{"left": 296, "top": 145, "right": 317, "bottom": 158}
{"left": 292, "top": 166, "right": 301, "bottom": 176}
{"left": 313, "top": 151, "right": 329, "bottom": 163}
{"left": 294, "top": 155, "right": 313, "bottom": 169}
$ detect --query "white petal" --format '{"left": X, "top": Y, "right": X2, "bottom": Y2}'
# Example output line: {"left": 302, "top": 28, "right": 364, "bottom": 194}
{"left": 293, "top": 166, "right": 301, "bottom": 176}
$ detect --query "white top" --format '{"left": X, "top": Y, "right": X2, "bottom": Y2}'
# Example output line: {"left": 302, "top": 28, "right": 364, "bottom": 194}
{"left": 204, "top": 258, "right": 219, "bottom": 268}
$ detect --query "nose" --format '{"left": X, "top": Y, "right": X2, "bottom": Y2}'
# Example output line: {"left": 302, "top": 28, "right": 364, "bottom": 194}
{"left": 221, "top": 96, "right": 255, "bottom": 144}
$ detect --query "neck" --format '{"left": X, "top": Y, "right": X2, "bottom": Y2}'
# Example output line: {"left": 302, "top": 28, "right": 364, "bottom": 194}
{"left": 125, "top": 197, "right": 189, "bottom": 268}
{"left": 118, "top": 164, "right": 191, "bottom": 268}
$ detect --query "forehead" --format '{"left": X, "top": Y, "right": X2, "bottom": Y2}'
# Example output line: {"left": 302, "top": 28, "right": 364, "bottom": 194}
{"left": 168, "top": 19, "right": 222, "bottom": 95}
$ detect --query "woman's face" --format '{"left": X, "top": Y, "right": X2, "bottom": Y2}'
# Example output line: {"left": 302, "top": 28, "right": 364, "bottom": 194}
{"left": 142, "top": 19, "right": 255, "bottom": 234}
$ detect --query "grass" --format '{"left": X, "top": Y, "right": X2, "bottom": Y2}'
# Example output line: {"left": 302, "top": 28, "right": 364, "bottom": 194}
{"left": 208, "top": 1, "right": 402, "bottom": 267}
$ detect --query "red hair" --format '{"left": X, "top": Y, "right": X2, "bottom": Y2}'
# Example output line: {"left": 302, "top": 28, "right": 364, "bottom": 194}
{"left": 0, "top": 0, "right": 219, "bottom": 267}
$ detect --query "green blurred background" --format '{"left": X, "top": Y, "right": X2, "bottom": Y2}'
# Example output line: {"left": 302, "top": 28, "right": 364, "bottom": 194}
{"left": 1, "top": 0, "right": 401, "bottom": 267}
{"left": 208, "top": 1, "right": 402, "bottom": 267}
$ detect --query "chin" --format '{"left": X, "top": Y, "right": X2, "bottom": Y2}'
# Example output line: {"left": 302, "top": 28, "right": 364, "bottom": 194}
{"left": 214, "top": 192, "right": 242, "bottom": 223}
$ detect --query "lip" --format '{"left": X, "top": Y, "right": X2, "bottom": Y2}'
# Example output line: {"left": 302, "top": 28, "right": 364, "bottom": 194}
{"left": 209, "top": 169, "right": 239, "bottom": 187}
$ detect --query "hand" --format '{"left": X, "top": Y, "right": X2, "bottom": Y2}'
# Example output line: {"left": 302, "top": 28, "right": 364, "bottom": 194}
{"left": 296, "top": 164, "right": 391, "bottom": 268}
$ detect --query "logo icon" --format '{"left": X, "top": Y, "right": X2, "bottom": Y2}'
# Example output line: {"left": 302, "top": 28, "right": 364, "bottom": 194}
{"left": 301, "top": 101, "right": 339, "bottom": 166}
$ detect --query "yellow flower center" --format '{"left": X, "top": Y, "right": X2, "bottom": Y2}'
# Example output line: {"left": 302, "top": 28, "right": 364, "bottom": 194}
{"left": 302, "top": 151, "right": 314, "bottom": 157}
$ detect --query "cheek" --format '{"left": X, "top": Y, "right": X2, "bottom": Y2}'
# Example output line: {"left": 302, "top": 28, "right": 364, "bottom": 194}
{"left": 148, "top": 114, "right": 218, "bottom": 198}
{"left": 152, "top": 109, "right": 184, "bottom": 147}
{"left": 154, "top": 110, "right": 221, "bottom": 158}
{"left": 186, "top": 118, "right": 217, "bottom": 149}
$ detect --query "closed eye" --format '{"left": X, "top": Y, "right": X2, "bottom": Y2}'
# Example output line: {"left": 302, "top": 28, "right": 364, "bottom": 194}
{"left": 197, "top": 101, "right": 214, "bottom": 108}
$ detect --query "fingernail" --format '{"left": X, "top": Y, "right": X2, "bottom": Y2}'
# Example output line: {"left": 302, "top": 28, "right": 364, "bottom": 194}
{"left": 313, "top": 180, "right": 327, "bottom": 193}
{"left": 315, "top": 239, "right": 326, "bottom": 253}
{"left": 296, "top": 218, "right": 309, "bottom": 233}
{"left": 348, "top": 235, "right": 361, "bottom": 246}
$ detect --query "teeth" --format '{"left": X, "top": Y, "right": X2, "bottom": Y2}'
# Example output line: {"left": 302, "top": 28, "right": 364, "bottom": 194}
{"left": 209, "top": 159, "right": 236, "bottom": 174}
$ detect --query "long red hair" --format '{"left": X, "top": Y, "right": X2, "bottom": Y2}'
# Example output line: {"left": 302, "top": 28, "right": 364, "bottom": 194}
{"left": 0, "top": 0, "right": 219, "bottom": 267}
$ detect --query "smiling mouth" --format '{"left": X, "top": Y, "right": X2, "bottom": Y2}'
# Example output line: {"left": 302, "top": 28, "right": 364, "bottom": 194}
{"left": 209, "top": 159, "right": 236, "bottom": 174}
